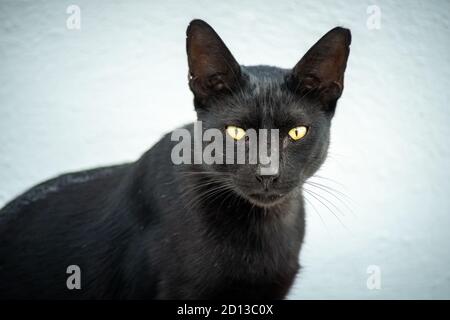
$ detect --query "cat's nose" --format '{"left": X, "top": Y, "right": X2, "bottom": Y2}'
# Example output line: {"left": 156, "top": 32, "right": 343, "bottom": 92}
{"left": 255, "top": 174, "right": 278, "bottom": 191}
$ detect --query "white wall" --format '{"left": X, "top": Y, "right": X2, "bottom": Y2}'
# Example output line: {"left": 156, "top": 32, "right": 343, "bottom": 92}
{"left": 0, "top": 0, "right": 449, "bottom": 299}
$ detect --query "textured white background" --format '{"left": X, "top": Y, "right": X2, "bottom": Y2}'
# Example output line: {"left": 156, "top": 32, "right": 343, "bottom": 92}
{"left": 0, "top": 0, "right": 449, "bottom": 299}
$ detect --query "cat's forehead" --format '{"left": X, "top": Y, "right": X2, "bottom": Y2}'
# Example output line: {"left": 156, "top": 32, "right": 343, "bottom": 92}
{"left": 242, "top": 65, "right": 296, "bottom": 107}
{"left": 243, "top": 65, "right": 288, "bottom": 88}
{"left": 212, "top": 66, "right": 317, "bottom": 129}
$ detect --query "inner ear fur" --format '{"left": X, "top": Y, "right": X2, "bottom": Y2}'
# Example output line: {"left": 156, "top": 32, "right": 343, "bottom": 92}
{"left": 288, "top": 27, "right": 351, "bottom": 108}
{"left": 186, "top": 19, "right": 242, "bottom": 101}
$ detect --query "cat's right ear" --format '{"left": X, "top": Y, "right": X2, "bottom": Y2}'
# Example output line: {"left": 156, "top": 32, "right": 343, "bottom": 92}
{"left": 186, "top": 19, "right": 242, "bottom": 103}
{"left": 288, "top": 27, "right": 351, "bottom": 112}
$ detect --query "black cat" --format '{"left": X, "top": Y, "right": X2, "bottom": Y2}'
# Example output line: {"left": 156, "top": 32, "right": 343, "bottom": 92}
{"left": 0, "top": 19, "right": 350, "bottom": 299}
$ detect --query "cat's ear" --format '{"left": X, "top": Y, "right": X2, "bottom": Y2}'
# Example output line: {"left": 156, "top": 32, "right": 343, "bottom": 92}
{"left": 288, "top": 27, "right": 351, "bottom": 111}
{"left": 186, "top": 19, "right": 242, "bottom": 102}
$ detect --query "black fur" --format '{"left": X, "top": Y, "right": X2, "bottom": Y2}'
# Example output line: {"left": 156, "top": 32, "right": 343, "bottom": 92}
{"left": 0, "top": 20, "right": 350, "bottom": 299}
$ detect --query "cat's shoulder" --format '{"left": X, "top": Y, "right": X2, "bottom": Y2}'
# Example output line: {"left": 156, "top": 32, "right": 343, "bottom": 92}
{"left": 0, "top": 164, "right": 131, "bottom": 218}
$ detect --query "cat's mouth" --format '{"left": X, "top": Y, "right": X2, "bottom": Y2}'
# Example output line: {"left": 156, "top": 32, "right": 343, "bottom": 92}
{"left": 247, "top": 192, "right": 287, "bottom": 207}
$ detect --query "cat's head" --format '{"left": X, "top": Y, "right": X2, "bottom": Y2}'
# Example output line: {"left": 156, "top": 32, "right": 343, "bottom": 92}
{"left": 185, "top": 19, "right": 351, "bottom": 207}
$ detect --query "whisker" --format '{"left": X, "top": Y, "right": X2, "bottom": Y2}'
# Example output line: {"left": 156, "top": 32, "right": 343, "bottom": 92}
{"left": 304, "top": 186, "right": 346, "bottom": 217}
{"left": 182, "top": 184, "right": 233, "bottom": 210}
{"left": 303, "top": 194, "right": 328, "bottom": 231}
{"left": 303, "top": 187, "right": 348, "bottom": 231}
{"left": 305, "top": 180, "right": 354, "bottom": 214}
{"left": 312, "top": 174, "right": 345, "bottom": 187}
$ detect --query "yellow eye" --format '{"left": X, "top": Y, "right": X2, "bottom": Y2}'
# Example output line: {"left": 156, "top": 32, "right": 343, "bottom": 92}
{"left": 226, "top": 126, "right": 246, "bottom": 140}
{"left": 288, "top": 126, "right": 308, "bottom": 141}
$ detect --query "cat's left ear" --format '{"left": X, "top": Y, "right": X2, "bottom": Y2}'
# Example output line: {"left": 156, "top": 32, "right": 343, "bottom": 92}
{"left": 186, "top": 19, "right": 243, "bottom": 105}
{"left": 288, "top": 27, "right": 351, "bottom": 112}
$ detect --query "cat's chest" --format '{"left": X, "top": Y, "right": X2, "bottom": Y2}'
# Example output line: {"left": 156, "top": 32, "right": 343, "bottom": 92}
{"left": 216, "top": 231, "right": 300, "bottom": 273}
{"left": 157, "top": 199, "right": 305, "bottom": 299}
{"left": 200, "top": 203, "right": 303, "bottom": 267}
{"left": 199, "top": 219, "right": 301, "bottom": 289}
{"left": 197, "top": 235, "right": 301, "bottom": 299}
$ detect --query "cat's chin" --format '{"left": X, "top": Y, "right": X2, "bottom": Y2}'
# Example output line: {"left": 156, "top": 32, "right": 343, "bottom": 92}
{"left": 244, "top": 192, "right": 288, "bottom": 208}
